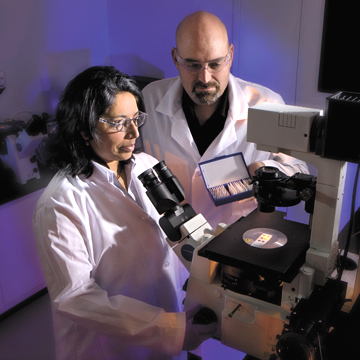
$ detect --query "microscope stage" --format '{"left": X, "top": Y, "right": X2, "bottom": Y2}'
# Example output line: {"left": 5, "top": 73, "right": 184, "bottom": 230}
{"left": 199, "top": 209, "right": 311, "bottom": 282}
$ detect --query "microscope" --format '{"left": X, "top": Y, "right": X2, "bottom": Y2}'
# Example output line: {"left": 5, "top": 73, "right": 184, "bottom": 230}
{"left": 139, "top": 91, "right": 360, "bottom": 360}
{"left": 138, "top": 160, "right": 214, "bottom": 272}
{"left": 0, "top": 113, "right": 49, "bottom": 184}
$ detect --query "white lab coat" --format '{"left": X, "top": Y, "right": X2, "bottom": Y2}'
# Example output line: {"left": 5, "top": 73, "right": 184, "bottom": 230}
{"left": 33, "top": 153, "right": 188, "bottom": 360}
{"left": 141, "top": 74, "right": 309, "bottom": 228}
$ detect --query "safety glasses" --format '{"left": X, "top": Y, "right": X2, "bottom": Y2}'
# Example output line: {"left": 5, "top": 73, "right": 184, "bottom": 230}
{"left": 175, "top": 48, "right": 231, "bottom": 74}
{"left": 99, "top": 111, "right": 147, "bottom": 132}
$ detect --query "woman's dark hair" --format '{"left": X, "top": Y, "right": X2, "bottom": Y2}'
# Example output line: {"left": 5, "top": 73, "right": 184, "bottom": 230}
{"left": 50, "top": 66, "right": 145, "bottom": 177}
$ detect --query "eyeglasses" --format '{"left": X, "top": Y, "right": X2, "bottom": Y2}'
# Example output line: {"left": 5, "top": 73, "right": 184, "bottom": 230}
{"left": 99, "top": 111, "right": 147, "bottom": 132}
{"left": 175, "top": 48, "right": 231, "bottom": 74}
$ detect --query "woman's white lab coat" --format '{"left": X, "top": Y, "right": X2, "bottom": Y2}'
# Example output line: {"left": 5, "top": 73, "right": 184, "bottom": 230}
{"left": 141, "top": 74, "right": 309, "bottom": 228}
{"left": 33, "top": 153, "right": 188, "bottom": 360}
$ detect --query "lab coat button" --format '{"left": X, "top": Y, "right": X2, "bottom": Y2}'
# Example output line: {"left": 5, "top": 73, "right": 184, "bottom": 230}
{"left": 164, "top": 261, "right": 170, "bottom": 268}
{"left": 196, "top": 170, "right": 201, "bottom": 177}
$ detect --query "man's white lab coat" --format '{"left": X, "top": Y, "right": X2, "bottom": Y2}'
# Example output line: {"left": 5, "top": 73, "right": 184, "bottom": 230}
{"left": 141, "top": 75, "right": 309, "bottom": 228}
{"left": 33, "top": 153, "right": 188, "bottom": 360}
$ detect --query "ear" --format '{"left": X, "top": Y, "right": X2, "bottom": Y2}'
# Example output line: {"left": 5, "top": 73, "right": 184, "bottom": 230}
{"left": 171, "top": 47, "right": 179, "bottom": 69}
{"left": 228, "top": 43, "right": 234, "bottom": 68}
{"left": 80, "top": 131, "right": 88, "bottom": 140}
{"left": 80, "top": 131, "right": 93, "bottom": 141}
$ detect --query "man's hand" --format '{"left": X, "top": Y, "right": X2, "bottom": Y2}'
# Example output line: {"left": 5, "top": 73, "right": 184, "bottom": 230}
{"left": 247, "top": 161, "right": 265, "bottom": 176}
{"left": 237, "top": 161, "right": 264, "bottom": 206}
{"left": 238, "top": 196, "right": 256, "bottom": 205}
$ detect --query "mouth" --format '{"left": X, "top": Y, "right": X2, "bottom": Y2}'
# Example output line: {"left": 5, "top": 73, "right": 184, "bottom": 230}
{"left": 196, "top": 86, "right": 215, "bottom": 92}
{"left": 120, "top": 144, "right": 135, "bottom": 152}
{"left": 193, "top": 81, "right": 218, "bottom": 93}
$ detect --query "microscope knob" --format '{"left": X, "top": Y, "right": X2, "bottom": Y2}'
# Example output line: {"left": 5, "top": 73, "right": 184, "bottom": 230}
{"left": 192, "top": 307, "right": 217, "bottom": 325}
{"left": 300, "top": 188, "right": 314, "bottom": 201}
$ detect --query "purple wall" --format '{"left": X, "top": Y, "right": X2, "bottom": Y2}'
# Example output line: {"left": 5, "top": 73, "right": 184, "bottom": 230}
{"left": 0, "top": 0, "right": 109, "bottom": 119}
{"left": 107, "top": 0, "right": 235, "bottom": 79}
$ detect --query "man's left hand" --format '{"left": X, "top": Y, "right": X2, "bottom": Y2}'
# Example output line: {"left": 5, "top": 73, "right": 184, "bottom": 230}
{"left": 247, "top": 161, "right": 265, "bottom": 176}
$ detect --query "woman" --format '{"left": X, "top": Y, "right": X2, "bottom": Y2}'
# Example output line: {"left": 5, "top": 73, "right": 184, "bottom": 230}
{"left": 33, "top": 66, "right": 216, "bottom": 360}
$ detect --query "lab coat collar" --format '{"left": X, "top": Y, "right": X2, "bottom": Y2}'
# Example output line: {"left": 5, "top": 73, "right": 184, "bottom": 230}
{"left": 156, "top": 77, "right": 200, "bottom": 159}
{"left": 227, "top": 73, "right": 249, "bottom": 121}
{"left": 155, "top": 74, "right": 250, "bottom": 161}
{"left": 156, "top": 74, "right": 249, "bottom": 121}
{"left": 156, "top": 77, "right": 183, "bottom": 117}
{"left": 90, "top": 159, "right": 136, "bottom": 185}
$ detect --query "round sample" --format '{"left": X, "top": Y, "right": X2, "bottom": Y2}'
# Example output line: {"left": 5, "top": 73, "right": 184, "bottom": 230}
{"left": 243, "top": 228, "right": 287, "bottom": 249}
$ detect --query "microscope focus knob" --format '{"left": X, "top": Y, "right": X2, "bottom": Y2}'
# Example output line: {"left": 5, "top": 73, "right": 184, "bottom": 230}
{"left": 299, "top": 188, "right": 314, "bottom": 202}
{"left": 192, "top": 307, "right": 217, "bottom": 325}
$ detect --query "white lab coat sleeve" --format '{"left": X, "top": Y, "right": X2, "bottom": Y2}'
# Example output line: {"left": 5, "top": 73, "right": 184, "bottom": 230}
{"left": 33, "top": 201, "right": 186, "bottom": 356}
{"left": 263, "top": 152, "right": 310, "bottom": 176}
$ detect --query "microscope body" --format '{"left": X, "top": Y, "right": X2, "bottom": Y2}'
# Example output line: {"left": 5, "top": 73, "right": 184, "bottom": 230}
{"left": 184, "top": 99, "right": 350, "bottom": 360}
{"left": 184, "top": 215, "right": 318, "bottom": 359}
{"left": 140, "top": 92, "right": 359, "bottom": 360}
{"left": 247, "top": 102, "right": 347, "bottom": 286}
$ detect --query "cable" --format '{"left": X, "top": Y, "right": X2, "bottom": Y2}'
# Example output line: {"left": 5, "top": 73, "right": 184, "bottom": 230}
{"left": 11, "top": 111, "right": 34, "bottom": 121}
{"left": 317, "top": 332, "right": 324, "bottom": 360}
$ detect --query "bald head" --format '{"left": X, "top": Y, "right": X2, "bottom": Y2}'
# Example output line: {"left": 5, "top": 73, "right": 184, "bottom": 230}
{"left": 176, "top": 11, "right": 229, "bottom": 53}
{"left": 172, "top": 11, "right": 233, "bottom": 111}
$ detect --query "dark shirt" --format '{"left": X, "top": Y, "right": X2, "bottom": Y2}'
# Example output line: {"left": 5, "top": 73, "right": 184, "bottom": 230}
{"left": 182, "top": 87, "right": 229, "bottom": 156}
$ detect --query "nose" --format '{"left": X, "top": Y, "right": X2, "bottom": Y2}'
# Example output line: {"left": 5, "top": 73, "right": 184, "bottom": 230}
{"left": 198, "top": 66, "right": 212, "bottom": 84}
{"left": 125, "top": 121, "right": 139, "bottom": 139}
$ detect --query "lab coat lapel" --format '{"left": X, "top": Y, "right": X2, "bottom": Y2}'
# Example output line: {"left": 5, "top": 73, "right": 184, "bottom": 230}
{"left": 202, "top": 116, "right": 238, "bottom": 161}
{"left": 91, "top": 162, "right": 146, "bottom": 216}
{"left": 171, "top": 109, "right": 199, "bottom": 157}
{"left": 157, "top": 78, "right": 201, "bottom": 160}
{"left": 156, "top": 77, "right": 183, "bottom": 117}
{"left": 228, "top": 73, "right": 249, "bottom": 121}
{"left": 201, "top": 75, "right": 248, "bottom": 161}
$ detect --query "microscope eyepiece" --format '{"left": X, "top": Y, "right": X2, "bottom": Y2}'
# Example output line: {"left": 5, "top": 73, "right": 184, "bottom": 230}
{"left": 153, "top": 160, "right": 173, "bottom": 182}
{"left": 138, "top": 161, "right": 196, "bottom": 240}
{"left": 255, "top": 166, "right": 283, "bottom": 180}
{"left": 138, "top": 168, "right": 161, "bottom": 191}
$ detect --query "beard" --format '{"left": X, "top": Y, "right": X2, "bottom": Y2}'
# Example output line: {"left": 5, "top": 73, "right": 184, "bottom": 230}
{"left": 191, "top": 80, "right": 221, "bottom": 105}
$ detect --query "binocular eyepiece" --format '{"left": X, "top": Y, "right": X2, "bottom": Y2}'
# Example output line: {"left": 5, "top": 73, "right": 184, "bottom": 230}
{"left": 138, "top": 160, "right": 185, "bottom": 215}
{"left": 138, "top": 161, "right": 196, "bottom": 242}
{"left": 138, "top": 167, "right": 160, "bottom": 191}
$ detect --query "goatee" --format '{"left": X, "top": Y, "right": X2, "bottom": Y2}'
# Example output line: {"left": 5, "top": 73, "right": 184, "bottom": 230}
{"left": 192, "top": 81, "right": 220, "bottom": 105}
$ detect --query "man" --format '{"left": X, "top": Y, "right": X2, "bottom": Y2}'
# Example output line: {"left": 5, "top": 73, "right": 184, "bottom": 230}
{"left": 141, "top": 11, "right": 308, "bottom": 229}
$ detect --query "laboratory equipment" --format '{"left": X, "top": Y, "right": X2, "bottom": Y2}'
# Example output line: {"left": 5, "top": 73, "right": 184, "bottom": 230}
{"left": 139, "top": 91, "right": 360, "bottom": 360}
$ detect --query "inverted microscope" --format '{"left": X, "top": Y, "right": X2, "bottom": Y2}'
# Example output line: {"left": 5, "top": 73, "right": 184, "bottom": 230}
{"left": 139, "top": 91, "right": 360, "bottom": 360}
